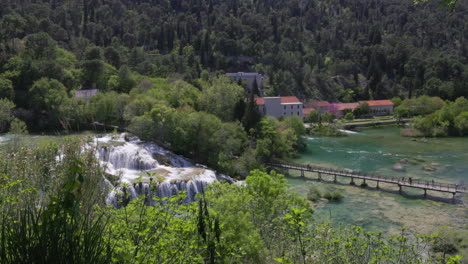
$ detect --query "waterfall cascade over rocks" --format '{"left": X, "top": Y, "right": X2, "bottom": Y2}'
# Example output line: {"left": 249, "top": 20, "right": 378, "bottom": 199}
{"left": 94, "top": 134, "right": 231, "bottom": 206}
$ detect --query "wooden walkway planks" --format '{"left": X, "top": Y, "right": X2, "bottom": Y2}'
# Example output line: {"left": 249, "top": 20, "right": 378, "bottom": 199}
{"left": 266, "top": 162, "right": 467, "bottom": 195}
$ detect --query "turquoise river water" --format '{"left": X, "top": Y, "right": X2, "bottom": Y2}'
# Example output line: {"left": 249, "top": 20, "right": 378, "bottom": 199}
{"left": 288, "top": 126, "right": 467, "bottom": 235}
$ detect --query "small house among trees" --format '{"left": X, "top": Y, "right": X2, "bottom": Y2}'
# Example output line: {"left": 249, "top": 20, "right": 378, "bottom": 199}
{"left": 227, "top": 72, "right": 263, "bottom": 93}
{"left": 74, "top": 89, "right": 98, "bottom": 99}
{"left": 329, "top": 103, "right": 360, "bottom": 118}
{"left": 359, "top": 100, "right": 394, "bottom": 116}
{"left": 305, "top": 101, "right": 330, "bottom": 113}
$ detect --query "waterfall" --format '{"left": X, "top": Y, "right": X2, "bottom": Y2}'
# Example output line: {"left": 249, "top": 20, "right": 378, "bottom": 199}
{"left": 106, "top": 180, "right": 214, "bottom": 207}
{"left": 94, "top": 133, "right": 232, "bottom": 207}
{"left": 98, "top": 143, "right": 158, "bottom": 170}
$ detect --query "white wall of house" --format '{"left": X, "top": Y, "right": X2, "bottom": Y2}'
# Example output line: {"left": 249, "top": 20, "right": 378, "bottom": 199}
{"left": 281, "top": 103, "right": 303, "bottom": 119}
{"left": 370, "top": 105, "right": 394, "bottom": 115}
{"left": 259, "top": 97, "right": 303, "bottom": 120}
{"left": 264, "top": 97, "right": 282, "bottom": 117}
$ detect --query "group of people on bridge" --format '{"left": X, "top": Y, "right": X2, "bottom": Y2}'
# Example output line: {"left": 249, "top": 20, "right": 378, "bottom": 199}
{"left": 402, "top": 177, "right": 414, "bottom": 184}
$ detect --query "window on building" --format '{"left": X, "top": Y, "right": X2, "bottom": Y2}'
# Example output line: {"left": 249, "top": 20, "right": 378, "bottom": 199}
{"left": 291, "top": 105, "right": 293, "bottom": 109}
{"left": 284, "top": 106, "right": 286, "bottom": 110}
{"left": 297, "top": 112, "right": 300, "bottom": 115}
{"left": 297, "top": 105, "right": 300, "bottom": 109}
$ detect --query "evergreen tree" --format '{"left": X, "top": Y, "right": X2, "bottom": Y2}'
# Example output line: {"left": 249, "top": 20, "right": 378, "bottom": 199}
{"left": 242, "top": 91, "right": 261, "bottom": 131}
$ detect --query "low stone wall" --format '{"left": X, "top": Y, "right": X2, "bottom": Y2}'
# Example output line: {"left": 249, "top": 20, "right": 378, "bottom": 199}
{"left": 343, "top": 119, "right": 409, "bottom": 129}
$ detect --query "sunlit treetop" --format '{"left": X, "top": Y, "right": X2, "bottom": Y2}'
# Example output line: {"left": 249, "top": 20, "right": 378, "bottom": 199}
{"left": 414, "top": 0, "right": 458, "bottom": 10}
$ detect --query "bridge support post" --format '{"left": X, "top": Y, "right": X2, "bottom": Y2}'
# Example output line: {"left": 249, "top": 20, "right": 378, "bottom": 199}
{"left": 300, "top": 170, "right": 305, "bottom": 178}
{"left": 424, "top": 189, "right": 427, "bottom": 198}
{"left": 318, "top": 172, "right": 322, "bottom": 181}
{"left": 333, "top": 175, "right": 337, "bottom": 183}
{"left": 398, "top": 184, "right": 402, "bottom": 194}
{"left": 452, "top": 193, "right": 456, "bottom": 204}
{"left": 376, "top": 181, "right": 380, "bottom": 189}
{"left": 350, "top": 177, "right": 355, "bottom": 185}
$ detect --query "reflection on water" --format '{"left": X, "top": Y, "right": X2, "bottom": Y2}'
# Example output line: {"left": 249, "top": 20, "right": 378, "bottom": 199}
{"left": 290, "top": 126, "right": 468, "bottom": 235}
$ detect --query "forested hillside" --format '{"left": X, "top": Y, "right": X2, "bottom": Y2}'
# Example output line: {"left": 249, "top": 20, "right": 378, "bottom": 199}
{"left": 1, "top": 0, "right": 467, "bottom": 103}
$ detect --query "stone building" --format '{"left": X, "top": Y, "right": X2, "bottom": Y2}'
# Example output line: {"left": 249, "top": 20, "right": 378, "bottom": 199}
{"left": 255, "top": 96, "right": 303, "bottom": 120}
{"left": 359, "top": 100, "right": 394, "bottom": 116}
{"left": 75, "top": 89, "right": 98, "bottom": 99}
{"left": 305, "top": 101, "right": 330, "bottom": 113}
{"left": 329, "top": 103, "right": 360, "bottom": 118}
{"left": 227, "top": 72, "right": 263, "bottom": 92}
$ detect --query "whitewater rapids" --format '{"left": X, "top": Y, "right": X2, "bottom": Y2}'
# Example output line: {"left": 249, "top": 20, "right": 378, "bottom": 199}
{"left": 92, "top": 134, "right": 232, "bottom": 206}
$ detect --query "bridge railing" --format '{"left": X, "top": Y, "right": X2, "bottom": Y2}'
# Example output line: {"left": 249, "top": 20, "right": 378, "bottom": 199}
{"left": 266, "top": 162, "right": 466, "bottom": 192}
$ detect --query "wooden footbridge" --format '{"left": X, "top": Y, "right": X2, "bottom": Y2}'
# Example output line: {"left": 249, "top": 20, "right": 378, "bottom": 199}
{"left": 266, "top": 162, "right": 467, "bottom": 200}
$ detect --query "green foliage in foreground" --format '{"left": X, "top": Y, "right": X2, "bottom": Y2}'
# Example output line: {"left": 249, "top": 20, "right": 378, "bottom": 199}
{"left": 0, "top": 140, "right": 464, "bottom": 263}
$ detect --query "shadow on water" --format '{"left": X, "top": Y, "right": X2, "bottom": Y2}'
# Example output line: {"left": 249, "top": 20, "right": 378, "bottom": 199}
{"left": 285, "top": 174, "right": 464, "bottom": 205}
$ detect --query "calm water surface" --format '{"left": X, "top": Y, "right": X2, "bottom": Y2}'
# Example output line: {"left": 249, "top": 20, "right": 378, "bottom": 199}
{"left": 289, "top": 126, "right": 468, "bottom": 234}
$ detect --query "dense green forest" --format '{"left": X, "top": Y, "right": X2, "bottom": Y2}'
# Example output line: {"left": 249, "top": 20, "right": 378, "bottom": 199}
{"left": 1, "top": 0, "right": 467, "bottom": 136}
{"left": 1, "top": 0, "right": 467, "bottom": 103}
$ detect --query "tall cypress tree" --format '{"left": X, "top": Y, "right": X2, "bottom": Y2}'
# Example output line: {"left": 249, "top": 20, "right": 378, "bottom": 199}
{"left": 242, "top": 91, "right": 261, "bottom": 131}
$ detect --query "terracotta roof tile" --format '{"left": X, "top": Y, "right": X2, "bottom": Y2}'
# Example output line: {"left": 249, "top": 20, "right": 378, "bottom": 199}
{"left": 309, "top": 101, "right": 330, "bottom": 107}
{"left": 360, "top": 100, "right": 394, "bottom": 106}
{"left": 330, "top": 103, "right": 359, "bottom": 111}
{"left": 255, "top": 97, "right": 265, "bottom": 105}
{"left": 280, "top": 96, "right": 301, "bottom": 104}
{"left": 303, "top": 107, "right": 316, "bottom": 115}
{"left": 254, "top": 96, "right": 301, "bottom": 104}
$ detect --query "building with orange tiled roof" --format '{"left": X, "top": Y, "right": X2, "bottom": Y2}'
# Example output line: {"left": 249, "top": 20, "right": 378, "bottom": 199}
{"left": 359, "top": 100, "right": 394, "bottom": 116}
{"left": 255, "top": 96, "right": 303, "bottom": 120}
{"left": 305, "top": 101, "right": 330, "bottom": 113}
{"left": 329, "top": 103, "right": 360, "bottom": 118}
{"left": 302, "top": 107, "right": 316, "bottom": 116}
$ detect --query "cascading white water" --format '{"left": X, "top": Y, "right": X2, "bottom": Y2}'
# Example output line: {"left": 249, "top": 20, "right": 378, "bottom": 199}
{"left": 94, "top": 134, "right": 227, "bottom": 207}
{"left": 338, "top": 129, "right": 362, "bottom": 135}
{"left": 98, "top": 143, "right": 158, "bottom": 170}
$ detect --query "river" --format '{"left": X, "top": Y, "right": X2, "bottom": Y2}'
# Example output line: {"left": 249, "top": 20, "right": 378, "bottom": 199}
{"left": 289, "top": 126, "right": 467, "bottom": 235}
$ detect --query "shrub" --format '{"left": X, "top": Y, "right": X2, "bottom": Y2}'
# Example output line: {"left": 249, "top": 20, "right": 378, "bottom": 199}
{"left": 322, "top": 112, "right": 336, "bottom": 123}
{"left": 307, "top": 185, "right": 322, "bottom": 202}
{"left": 305, "top": 110, "right": 320, "bottom": 123}
{"left": 344, "top": 112, "right": 355, "bottom": 120}
{"left": 323, "top": 190, "right": 343, "bottom": 201}
{"left": 354, "top": 102, "right": 370, "bottom": 117}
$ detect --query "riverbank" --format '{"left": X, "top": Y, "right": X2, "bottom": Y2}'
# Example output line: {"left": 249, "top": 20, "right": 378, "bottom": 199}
{"left": 305, "top": 117, "right": 411, "bottom": 136}
{"left": 339, "top": 118, "right": 410, "bottom": 129}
